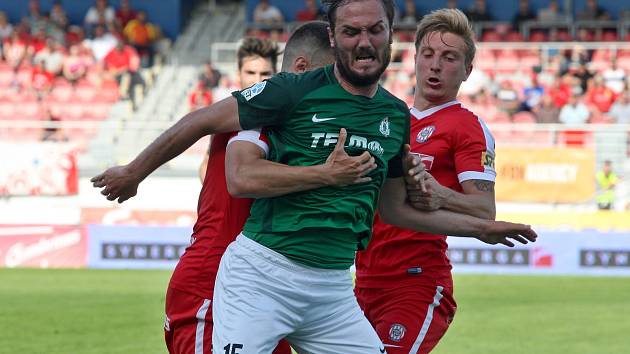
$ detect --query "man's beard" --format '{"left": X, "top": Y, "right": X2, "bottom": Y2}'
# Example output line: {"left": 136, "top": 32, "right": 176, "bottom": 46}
{"left": 334, "top": 40, "right": 391, "bottom": 87}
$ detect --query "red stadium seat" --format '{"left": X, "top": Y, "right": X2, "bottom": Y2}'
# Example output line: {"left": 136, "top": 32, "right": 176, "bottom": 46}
{"left": 556, "top": 30, "right": 572, "bottom": 41}
{"left": 0, "top": 103, "right": 16, "bottom": 120}
{"left": 50, "top": 85, "right": 74, "bottom": 102}
{"left": 512, "top": 111, "right": 537, "bottom": 124}
{"left": 74, "top": 85, "right": 98, "bottom": 102}
{"left": 14, "top": 102, "right": 43, "bottom": 120}
{"left": 602, "top": 30, "right": 618, "bottom": 41}
{"left": 506, "top": 31, "right": 524, "bottom": 42}
{"left": 481, "top": 30, "right": 502, "bottom": 42}
{"left": 529, "top": 31, "right": 548, "bottom": 42}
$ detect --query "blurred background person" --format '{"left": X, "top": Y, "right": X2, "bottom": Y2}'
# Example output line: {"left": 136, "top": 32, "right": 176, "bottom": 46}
{"left": 596, "top": 160, "right": 618, "bottom": 210}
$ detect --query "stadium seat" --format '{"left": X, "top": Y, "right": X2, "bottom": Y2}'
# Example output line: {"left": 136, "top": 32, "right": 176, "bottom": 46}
{"left": 505, "top": 31, "right": 524, "bottom": 42}
{"left": 74, "top": 85, "right": 98, "bottom": 102}
{"left": 0, "top": 103, "right": 16, "bottom": 120}
{"left": 512, "top": 111, "right": 537, "bottom": 124}
{"left": 14, "top": 102, "right": 43, "bottom": 120}
{"left": 481, "top": 30, "right": 502, "bottom": 42}
{"left": 556, "top": 29, "right": 572, "bottom": 41}
{"left": 602, "top": 31, "right": 618, "bottom": 41}
{"left": 50, "top": 85, "right": 74, "bottom": 102}
{"left": 529, "top": 31, "right": 548, "bottom": 42}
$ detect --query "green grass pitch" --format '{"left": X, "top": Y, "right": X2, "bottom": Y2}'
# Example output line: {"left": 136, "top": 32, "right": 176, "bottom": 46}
{"left": 1, "top": 269, "right": 628, "bottom": 354}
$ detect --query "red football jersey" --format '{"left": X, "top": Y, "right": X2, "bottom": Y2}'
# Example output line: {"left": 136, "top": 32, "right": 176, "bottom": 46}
{"left": 355, "top": 101, "right": 496, "bottom": 289}
{"left": 168, "top": 129, "right": 269, "bottom": 299}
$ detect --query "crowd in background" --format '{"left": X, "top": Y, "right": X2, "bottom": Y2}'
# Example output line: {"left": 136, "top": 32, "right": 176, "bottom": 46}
{"left": 0, "top": 0, "right": 167, "bottom": 111}
{"left": 221, "top": 0, "right": 630, "bottom": 125}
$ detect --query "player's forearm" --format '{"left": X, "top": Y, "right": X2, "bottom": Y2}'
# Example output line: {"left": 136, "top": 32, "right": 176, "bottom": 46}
{"left": 441, "top": 189, "right": 496, "bottom": 220}
{"left": 381, "top": 200, "right": 488, "bottom": 237}
{"left": 227, "top": 159, "right": 330, "bottom": 198}
{"left": 128, "top": 97, "right": 240, "bottom": 181}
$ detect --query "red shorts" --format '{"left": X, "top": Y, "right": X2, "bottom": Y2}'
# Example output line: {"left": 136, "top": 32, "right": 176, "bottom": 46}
{"left": 355, "top": 284, "right": 456, "bottom": 354}
{"left": 164, "top": 286, "right": 292, "bottom": 354}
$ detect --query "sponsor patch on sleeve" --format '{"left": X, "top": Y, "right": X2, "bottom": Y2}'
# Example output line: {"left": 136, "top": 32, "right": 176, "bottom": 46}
{"left": 240, "top": 81, "right": 267, "bottom": 101}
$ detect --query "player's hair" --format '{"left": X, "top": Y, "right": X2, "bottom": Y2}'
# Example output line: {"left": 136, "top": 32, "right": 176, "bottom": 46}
{"left": 414, "top": 8, "right": 476, "bottom": 67}
{"left": 237, "top": 37, "right": 281, "bottom": 73}
{"left": 281, "top": 21, "right": 333, "bottom": 72}
{"left": 322, "top": 0, "right": 395, "bottom": 32}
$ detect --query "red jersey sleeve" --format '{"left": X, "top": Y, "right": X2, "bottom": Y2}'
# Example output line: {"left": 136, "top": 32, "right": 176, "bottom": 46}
{"left": 453, "top": 114, "right": 496, "bottom": 183}
{"left": 226, "top": 128, "right": 270, "bottom": 158}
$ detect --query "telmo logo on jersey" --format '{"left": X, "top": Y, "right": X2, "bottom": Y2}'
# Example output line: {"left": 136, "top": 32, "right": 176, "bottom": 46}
{"left": 310, "top": 132, "right": 384, "bottom": 156}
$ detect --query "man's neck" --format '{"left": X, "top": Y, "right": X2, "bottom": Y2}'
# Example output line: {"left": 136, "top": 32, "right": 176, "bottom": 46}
{"left": 413, "top": 94, "right": 455, "bottom": 111}
{"left": 333, "top": 64, "right": 378, "bottom": 98}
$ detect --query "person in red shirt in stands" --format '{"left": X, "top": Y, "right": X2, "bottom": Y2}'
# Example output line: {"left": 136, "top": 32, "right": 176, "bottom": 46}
{"left": 31, "top": 59, "right": 54, "bottom": 98}
{"left": 103, "top": 38, "right": 143, "bottom": 104}
{"left": 188, "top": 80, "right": 213, "bottom": 111}
{"left": 585, "top": 75, "right": 617, "bottom": 114}
{"left": 115, "top": 0, "right": 137, "bottom": 29}
{"left": 295, "top": 0, "right": 324, "bottom": 22}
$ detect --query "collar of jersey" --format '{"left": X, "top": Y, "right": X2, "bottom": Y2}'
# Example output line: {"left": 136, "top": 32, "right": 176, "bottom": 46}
{"left": 410, "top": 100, "right": 459, "bottom": 120}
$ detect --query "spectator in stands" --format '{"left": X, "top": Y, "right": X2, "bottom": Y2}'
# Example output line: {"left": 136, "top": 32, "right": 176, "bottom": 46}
{"left": 559, "top": 93, "right": 590, "bottom": 125}
{"left": 41, "top": 108, "right": 67, "bottom": 142}
{"left": 537, "top": 0, "right": 563, "bottom": 22}
{"left": 602, "top": 58, "right": 627, "bottom": 94}
{"left": 446, "top": 0, "right": 458, "bottom": 10}
{"left": 34, "top": 38, "right": 65, "bottom": 76}
{"left": 3, "top": 31, "right": 29, "bottom": 72}
{"left": 253, "top": 0, "right": 284, "bottom": 25}
{"left": 189, "top": 80, "right": 213, "bottom": 111}
{"left": 572, "top": 62, "right": 593, "bottom": 95}
{"left": 116, "top": 0, "right": 138, "bottom": 29}
{"left": 63, "top": 44, "right": 89, "bottom": 85}
{"left": 198, "top": 61, "right": 222, "bottom": 89}
{"left": 123, "top": 11, "right": 159, "bottom": 67}
{"left": 521, "top": 75, "right": 544, "bottom": 112}
{"left": 50, "top": 1, "right": 68, "bottom": 30}
{"left": 26, "top": 0, "right": 47, "bottom": 36}
{"left": 399, "top": 0, "right": 421, "bottom": 26}
{"left": 85, "top": 0, "right": 116, "bottom": 32}
{"left": 585, "top": 75, "right": 616, "bottom": 113}
{"left": 533, "top": 94, "right": 560, "bottom": 124}
{"left": 608, "top": 92, "right": 630, "bottom": 124}
{"left": 496, "top": 80, "right": 520, "bottom": 116}
{"left": 83, "top": 25, "right": 117, "bottom": 62}
{"left": 0, "top": 12, "right": 14, "bottom": 45}
{"left": 512, "top": 0, "right": 536, "bottom": 31}
{"left": 595, "top": 160, "right": 618, "bottom": 210}
{"left": 31, "top": 59, "right": 54, "bottom": 98}
{"left": 103, "top": 38, "right": 143, "bottom": 106}
{"left": 296, "top": 0, "right": 324, "bottom": 22}
{"left": 465, "top": 0, "right": 494, "bottom": 22}
{"left": 577, "top": 0, "right": 610, "bottom": 21}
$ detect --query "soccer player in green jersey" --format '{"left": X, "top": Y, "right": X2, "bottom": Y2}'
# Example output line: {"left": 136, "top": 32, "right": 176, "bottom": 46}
{"left": 93, "top": 2, "right": 537, "bottom": 352}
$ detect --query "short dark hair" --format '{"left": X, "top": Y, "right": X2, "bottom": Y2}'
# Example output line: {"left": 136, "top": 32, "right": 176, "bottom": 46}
{"left": 322, "top": 0, "right": 395, "bottom": 32}
{"left": 282, "top": 21, "right": 333, "bottom": 71}
{"left": 237, "top": 37, "right": 281, "bottom": 73}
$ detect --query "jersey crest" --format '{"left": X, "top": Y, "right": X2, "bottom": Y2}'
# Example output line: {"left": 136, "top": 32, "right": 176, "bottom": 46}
{"left": 379, "top": 117, "right": 390, "bottom": 137}
{"left": 416, "top": 125, "right": 435, "bottom": 143}
{"left": 389, "top": 323, "right": 406, "bottom": 342}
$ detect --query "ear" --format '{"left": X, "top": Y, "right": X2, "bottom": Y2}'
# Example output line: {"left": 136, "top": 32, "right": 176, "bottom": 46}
{"left": 293, "top": 56, "right": 309, "bottom": 73}
{"left": 463, "top": 63, "right": 473, "bottom": 81}
{"left": 328, "top": 26, "right": 335, "bottom": 48}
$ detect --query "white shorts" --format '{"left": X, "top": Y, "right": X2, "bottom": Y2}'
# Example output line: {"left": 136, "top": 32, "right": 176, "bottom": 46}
{"left": 212, "top": 234, "right": 386, "bottom": 354}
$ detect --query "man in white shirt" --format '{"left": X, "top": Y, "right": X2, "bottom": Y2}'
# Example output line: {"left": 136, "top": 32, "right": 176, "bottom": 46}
{"left": 559, "top": 93, "right": 590, "bottom": 125}
{"left": 609, "top": 92, "right": 630, "bottom": 124}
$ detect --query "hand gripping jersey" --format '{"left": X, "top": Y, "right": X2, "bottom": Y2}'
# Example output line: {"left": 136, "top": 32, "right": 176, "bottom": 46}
{"left": 233, "top": 65, "right": 410, "bottom": 269}
{"left": 167, "top": 130, "right": 269, "bottom": 299}
{"left": 355, "top": 101, "right": 496, "bottom": 288}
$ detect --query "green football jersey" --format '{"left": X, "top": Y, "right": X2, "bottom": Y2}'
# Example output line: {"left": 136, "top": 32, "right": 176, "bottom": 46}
{"left": 233, "top": 65, "right": 410, "bottom": 269}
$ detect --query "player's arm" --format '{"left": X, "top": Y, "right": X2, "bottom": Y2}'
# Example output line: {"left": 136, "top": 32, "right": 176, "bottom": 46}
{"left": 225, "top": 128, "right": 378, "bottom": 198}
{"left": 378, "top": 176, "right": 536, "bottom": 247}
{"left": 406, "top": 176, "right": 496, "bottom": 219}
{"left": 91, "top": 97, "right": 241, "bottom": 202}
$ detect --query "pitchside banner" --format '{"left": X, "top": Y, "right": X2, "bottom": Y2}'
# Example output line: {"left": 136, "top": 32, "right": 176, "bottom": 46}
{"left": 0, "top": 142, "right": 78, "bottom": 196}
{"left": 0, "top": 225, "right": 87, "bottom": 268}
{"left": 495, "top": 147, "right": 595, "bottom": 203}
{"left": 447, "top": 230, "right": 630, "bottom": 276}
{"left": 88, "top": 225, "right": 191, "bottom": 269}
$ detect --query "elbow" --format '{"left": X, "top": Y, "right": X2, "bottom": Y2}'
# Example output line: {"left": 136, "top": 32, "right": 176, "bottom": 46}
{"left": 378, "top": 204, "right": 399, "bottom": 225}
{"left": 226, "top": 175, "right": 251, "bottom": 198}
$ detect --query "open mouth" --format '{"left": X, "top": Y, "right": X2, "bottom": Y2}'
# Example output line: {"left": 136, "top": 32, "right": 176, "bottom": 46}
{"left": 427, "top": 77, "right": 441, "bottom": 87}
{"left": 355, "top": 55, "right": 376, "bottom": 63}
